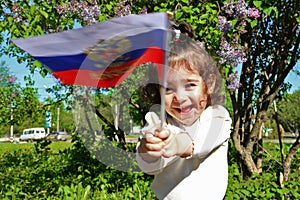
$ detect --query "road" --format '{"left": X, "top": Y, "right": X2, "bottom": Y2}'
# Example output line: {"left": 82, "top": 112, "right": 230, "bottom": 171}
{"left": 264, "top": 138, "right": 297, "bottom": 144}
{"left": 0, "top": 137, "right": 296, "bottom": 144}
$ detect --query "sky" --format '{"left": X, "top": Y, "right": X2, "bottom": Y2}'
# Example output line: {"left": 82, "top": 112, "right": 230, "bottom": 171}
{"left": 2, "top": 54, "right": 57, "bottom": 101}
{"left": 285, "top": 62, "right": 300, "bottom": 91}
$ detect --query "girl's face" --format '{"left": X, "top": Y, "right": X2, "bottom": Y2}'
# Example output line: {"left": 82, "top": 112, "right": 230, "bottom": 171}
{"left": 163, "top": 67, "right": 210, "bottom": 126}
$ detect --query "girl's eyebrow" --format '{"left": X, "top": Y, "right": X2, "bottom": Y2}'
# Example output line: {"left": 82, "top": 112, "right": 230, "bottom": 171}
{"left": 186, "top": 78, "right": 200, "bottom": 82}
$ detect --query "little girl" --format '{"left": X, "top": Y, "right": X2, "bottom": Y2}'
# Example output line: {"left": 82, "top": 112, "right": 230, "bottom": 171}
{"left": 136, "top": 22, "right": 232, "bottom": 200}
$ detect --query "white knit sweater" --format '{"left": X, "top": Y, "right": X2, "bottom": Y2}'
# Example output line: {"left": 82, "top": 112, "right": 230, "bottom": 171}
{"left": 136, "top": 105, "right": 232, "bottom": 200}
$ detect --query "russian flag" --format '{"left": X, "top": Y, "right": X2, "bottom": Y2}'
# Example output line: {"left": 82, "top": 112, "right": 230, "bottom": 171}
{"left": 12, "top": 12, "right": 169, "bottom": 88}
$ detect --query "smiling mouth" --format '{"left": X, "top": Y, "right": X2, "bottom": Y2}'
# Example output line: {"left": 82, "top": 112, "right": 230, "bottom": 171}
{"left": 175, "top": 105, "right": 193, "bottom": 115}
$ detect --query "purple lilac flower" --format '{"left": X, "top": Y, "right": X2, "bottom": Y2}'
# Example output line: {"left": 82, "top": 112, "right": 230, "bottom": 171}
{"left": 248, "top": 8, "right": 261, "bottom": 19}
{"left": 7, "top": 76, "right": 17, "bottom": 84}
{"left": 222, "top": 0, "right": 261, "bottom": 20}
{"left": 217, "top": 37, "right": 247, "bottom": 67}
{"left": 234, "top": 0, "right": 249, "bottom": 18}
{"left": 217, "top": 0, "right": 261, "bottom": 67}
{"left": 226, "top": 71, "right": 242, "bottom": 91}
{"left": 55, "top": 1, "right": 100, "bottom": 25}
{"left": 222, "top": 0, "right": 235, "bottom": 17}
{"left": 218, "top": 16, "right": 232, "bottom": 34}
{"left": 237, "top": 19, "right": 247, "bottom": 34}
{"left": 81, "top": 5, "right": 100, "bottom": 25}
{"left": 12, "top": 2, "right": 22, "bottom": 22}
{"left": 115, "top": 0, "right": 131, "bottom": 17}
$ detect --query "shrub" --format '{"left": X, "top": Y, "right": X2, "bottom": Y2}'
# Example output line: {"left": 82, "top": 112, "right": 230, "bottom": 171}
{"left": 0, "top": 138, "right": 299, "bottom": 199}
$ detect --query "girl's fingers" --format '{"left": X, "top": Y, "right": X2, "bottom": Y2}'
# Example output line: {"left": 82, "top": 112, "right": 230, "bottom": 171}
{"left": 145, "top": 141, "right": 165, "bottom": 151}
{"left": 144, "top": 133, "right": 163, "bottom": 143}
{"left": 155, "top": 129, "right": 170, "bottom": 140}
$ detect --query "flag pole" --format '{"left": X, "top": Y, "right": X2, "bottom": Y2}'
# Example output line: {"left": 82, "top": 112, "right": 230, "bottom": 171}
{"left": 160, "top": 20, "right": 170, "bottom": 128}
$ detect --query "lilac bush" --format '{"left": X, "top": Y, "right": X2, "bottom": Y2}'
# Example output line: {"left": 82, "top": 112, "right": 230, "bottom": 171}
{"left": 226, "top": 71, "right": 242, "bottom": 92}
{"left": 0, "top": 64, "right": 17, "bottom": 87}
{"left": 12, "top": 2, "right": 22, "bottom": 23}
{"left": 222, "top": 0, "right": 260, "bottom": 19}
{"left": 218, "top": 35, "right": 247, "bottom": 66}
{"left": 217, "top": 16, "right": 232, "bottom": 34}
{"left": 217, "top": 0, "right": 261, "bottom": 91}
{"left": 115, "top": 0, "right": 131, "bottom": 17}
{"left": 248, "top": 8, "right": 261, "bottom": 19}
{"left": 115, "top": 0, "right": 147, "bottom": 17}
{"left": 56, "top": 0, "right": 100, "bottom": 25}
{"left": 0, "top": 64, "right": 19, "bottom": 108}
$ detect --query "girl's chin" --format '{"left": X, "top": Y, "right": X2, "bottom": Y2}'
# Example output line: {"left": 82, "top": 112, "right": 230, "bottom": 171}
{"left": 174, "top": 114, "right": 199, "bottom": 126}
{"left": 179, "top": 118, "right": 198, "bottom": 126}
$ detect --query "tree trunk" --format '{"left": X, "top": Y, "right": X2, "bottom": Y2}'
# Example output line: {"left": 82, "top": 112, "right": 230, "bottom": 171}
{"left": 282, "top": 131, "right": 300, "bottom": 182}
{"left": 115, "top": 100, "right": 129, "bottom": 152}
{"left": 256, "top": 123, "right": 264, "bottom": 171}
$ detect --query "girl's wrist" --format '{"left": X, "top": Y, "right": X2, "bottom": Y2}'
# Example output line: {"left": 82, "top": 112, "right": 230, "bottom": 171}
{"left": 180, "top": 140, "right": 194, "bottom": 159}
{"left": 175, "top": 132, "right": 194, "bottom": 158}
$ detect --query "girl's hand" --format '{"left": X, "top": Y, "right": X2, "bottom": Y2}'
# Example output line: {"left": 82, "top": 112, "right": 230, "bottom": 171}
{"left": 154, "top": 128, "right": 177, "bottom": 157}
{"left": 139, "top": 112, "right": 193, "bottom": 160}
{"left": 155, "top": 127, "right": 194, "bottom": 158}
{"left": 138, "top": 112, "right": 166, "bottom": 162}
{"left": 138, "top": 132, "right": 165, "bottom": 163}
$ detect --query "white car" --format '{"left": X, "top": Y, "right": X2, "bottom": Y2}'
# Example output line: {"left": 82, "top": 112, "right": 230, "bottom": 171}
{"left": 56, "top": 132, "right": 68, "bottom": 141}
{"left": 19, "top": 128, "right": 46, "bottom": 142}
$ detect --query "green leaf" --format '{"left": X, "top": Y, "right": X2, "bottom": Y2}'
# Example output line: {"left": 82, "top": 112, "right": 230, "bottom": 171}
{"left": 40, "top": 10, "right": 48, "bottom": 19}
{"left": 198, "top": 19, "right": 207, "bottom": 25}
{"left": 7, "top": 16, "right": 13, "bottom": 24}
{"left": 253, "top": 1, "right": 262, "bottom": 9}
{"left": 29, "top": 5, "right": 36, "bottom": 15}
{"left": 263, "top": 6, "right": 276, "bottom": 17}
{"left": 250, "top": 19, "right": 258, "bottom": 28}
{"left": 182, "top": 6, "right": 191, "bottom": 13}
{"left": 106, "top": 4, "right": 112, "bottom": 10}
{"left": 231, "top": 19, "right": 239, "bottom": 27}
{"left": 192, "top": 7, "right": 200, "bottom": 14}
{"left": 180, "top": 0, "right": 188, "bottom": 4}
{"left": 200, "top": 13, "right": 209, "bottom": 20}
{"left": 175, "top": 11, "right": 183, "bottom": 19}
{"left": 33, "top": 60, "right": 42, "bottom": 69}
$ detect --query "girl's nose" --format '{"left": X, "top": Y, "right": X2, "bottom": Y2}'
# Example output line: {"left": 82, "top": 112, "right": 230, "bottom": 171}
{"left": 174, "top": 89, "right": 187, "bottom": 103}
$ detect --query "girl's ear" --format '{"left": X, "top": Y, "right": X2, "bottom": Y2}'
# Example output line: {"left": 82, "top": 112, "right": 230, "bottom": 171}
{"left": 207, "top": 74, "right": 216, "bottom": 94}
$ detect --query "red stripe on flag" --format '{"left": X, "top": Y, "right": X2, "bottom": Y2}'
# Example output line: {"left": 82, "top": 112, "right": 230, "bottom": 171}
{"left": 53, "top": 47, "right": 164, "bottom": 88}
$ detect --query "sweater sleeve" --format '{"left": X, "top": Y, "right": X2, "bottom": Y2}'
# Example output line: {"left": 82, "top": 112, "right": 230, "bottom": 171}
{"left": 192, "top": 105, "right": 232, "bottom": 160}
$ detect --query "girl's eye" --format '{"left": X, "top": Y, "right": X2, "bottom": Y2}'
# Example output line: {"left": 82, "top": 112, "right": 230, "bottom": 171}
{"left": 166, "top": 87, "right": 174, "bottom": 93}
{"left": 166, "top": 87, "right": 172, "bottom": 91}
{"left": 186, "top": 83, "right": 197, "bottom": 88}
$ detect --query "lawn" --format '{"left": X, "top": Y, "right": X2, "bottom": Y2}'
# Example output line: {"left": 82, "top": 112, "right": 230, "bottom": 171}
{"left": 0, "top": 141, "right": 72, "bottom": 154}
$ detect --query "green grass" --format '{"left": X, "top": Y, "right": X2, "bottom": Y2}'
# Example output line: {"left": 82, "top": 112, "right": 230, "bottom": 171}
{"left": 0, "top": 141, "right": 72, "bottom": 154}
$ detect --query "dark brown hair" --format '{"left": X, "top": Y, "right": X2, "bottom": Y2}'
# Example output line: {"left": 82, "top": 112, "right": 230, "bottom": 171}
{"left": 140, "top": 22, "right": 224, "bottom": 113}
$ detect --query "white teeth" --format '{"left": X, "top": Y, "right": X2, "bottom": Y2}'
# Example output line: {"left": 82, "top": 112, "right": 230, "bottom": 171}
{"left": 178, "top": 106, "right": 191, "bottom": 113}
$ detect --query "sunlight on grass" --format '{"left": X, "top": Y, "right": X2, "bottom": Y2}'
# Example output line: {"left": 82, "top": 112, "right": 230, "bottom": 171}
{"left": 0, "top": 141, "right": 72, "bottom": 154}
